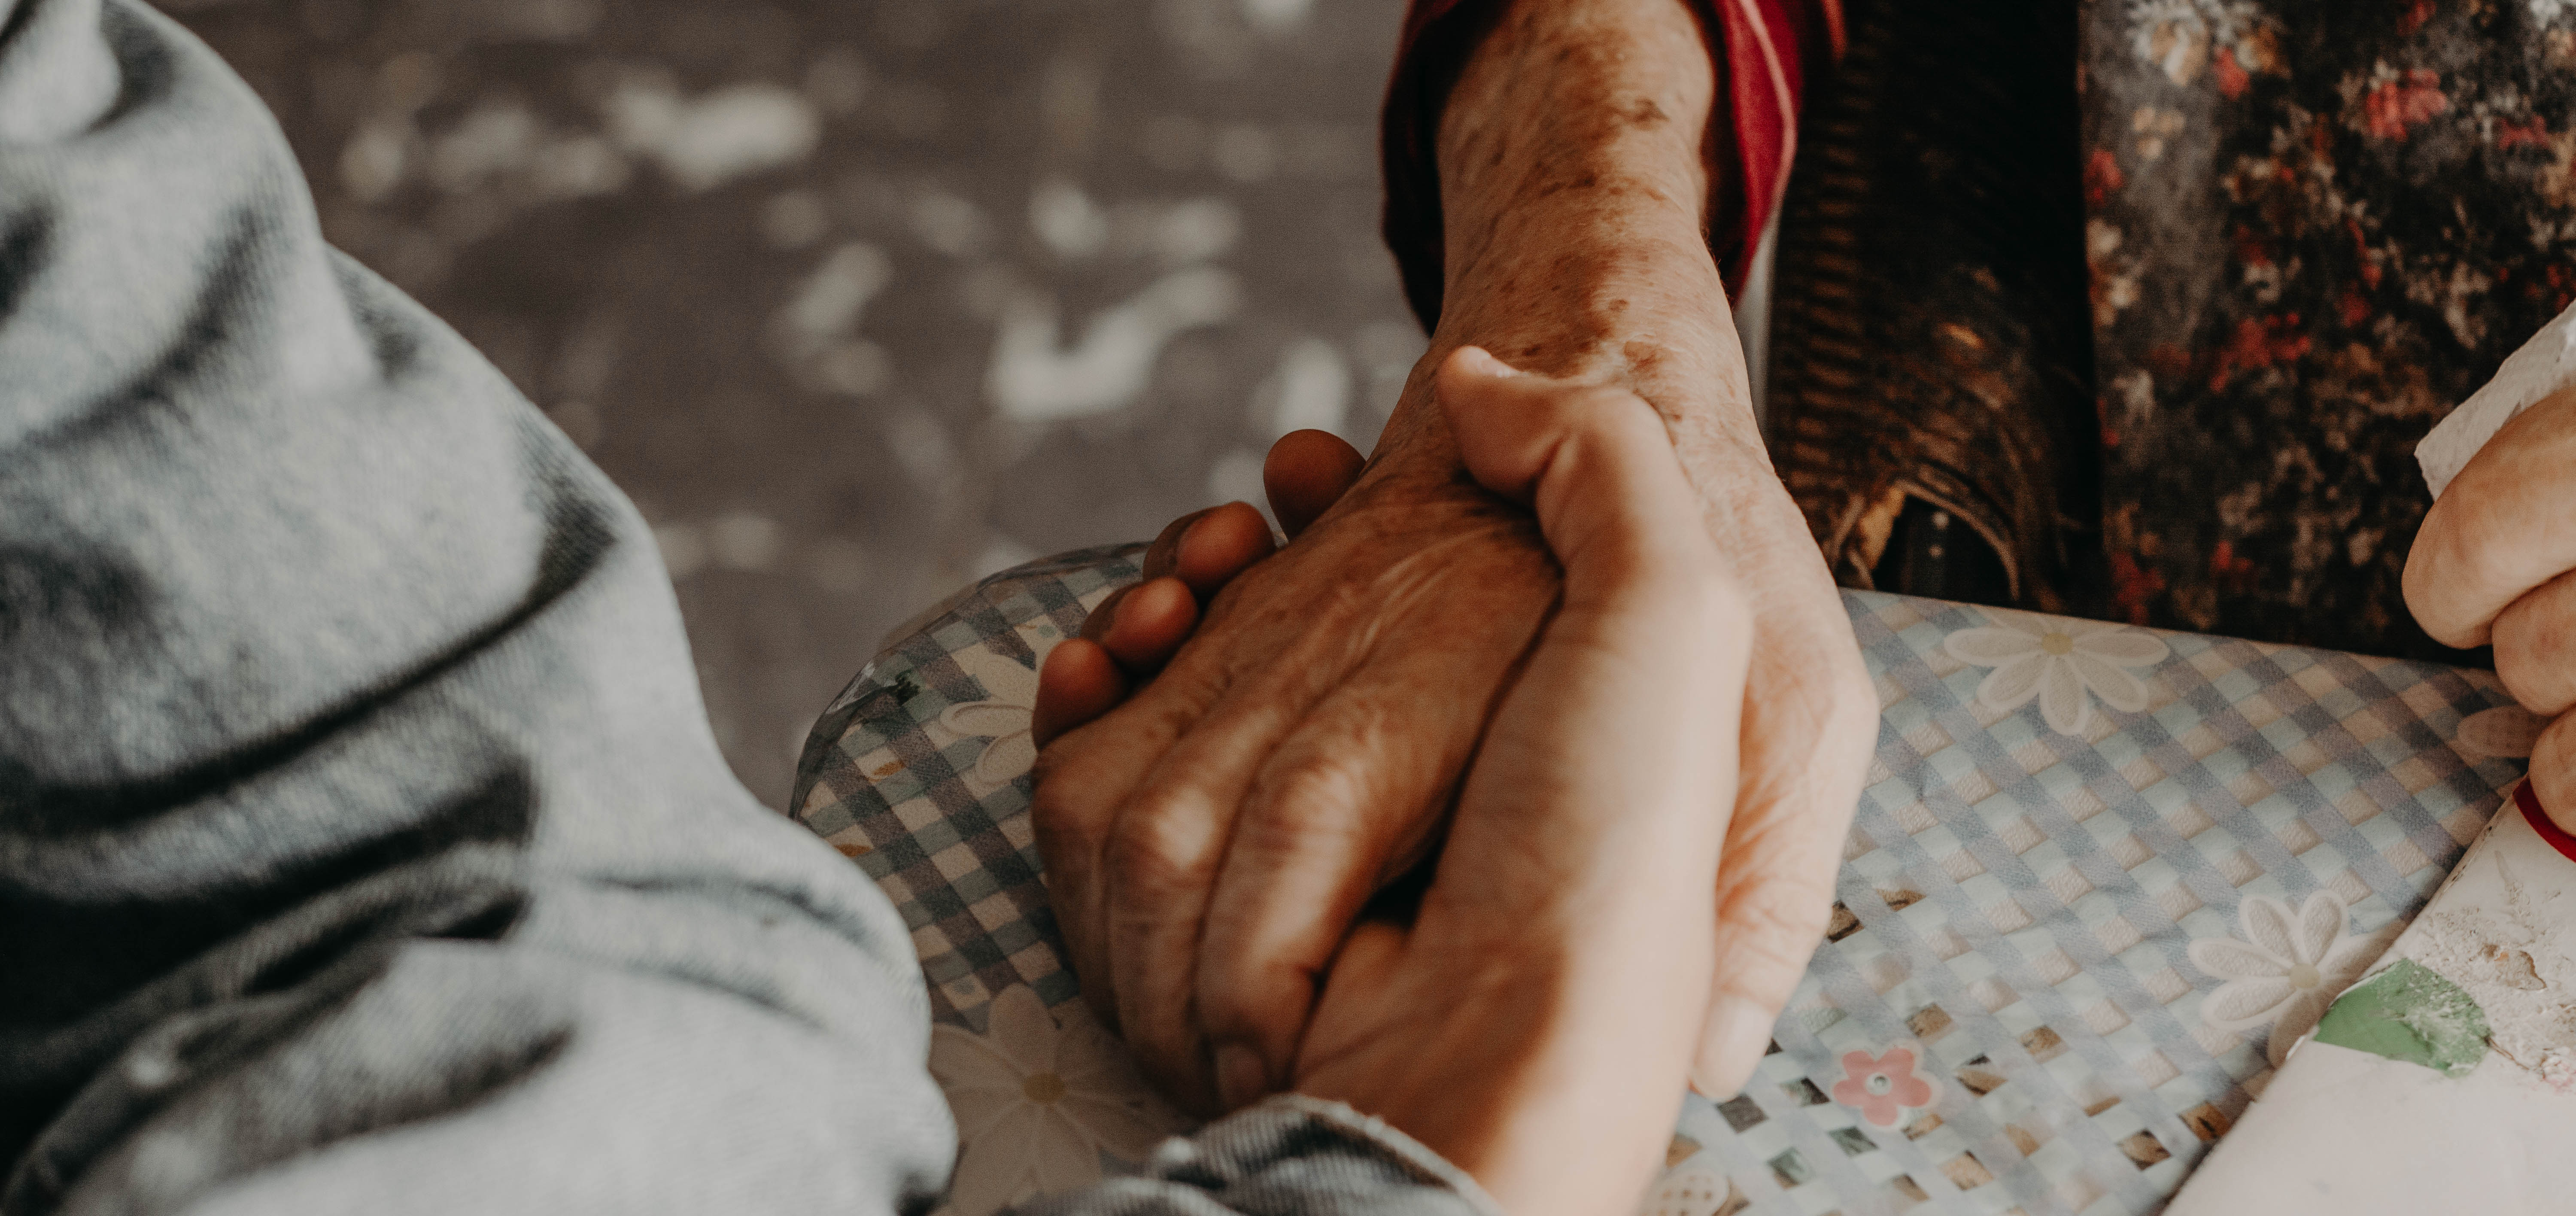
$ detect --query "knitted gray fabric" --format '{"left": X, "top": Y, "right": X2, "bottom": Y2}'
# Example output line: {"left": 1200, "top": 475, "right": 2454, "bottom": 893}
{"left": 0, "top": 4, "right": 1487, "bottom": 1213}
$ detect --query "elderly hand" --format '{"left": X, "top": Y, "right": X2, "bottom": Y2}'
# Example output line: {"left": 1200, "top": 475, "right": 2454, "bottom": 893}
{"left": 1030, "top": 0, "right": 1874, "bottom": 1116}
{"left": 2405, "top": 385, "right": 2576, "bottom": 826}
{"left": 1030, "top": 351, "right": 1564, "bottom": 1114}
{"left": 1053, "top": 347, "right": 1750, "bottom": 1213}
{"left": 1036, "top": 347, "right": 1874, "bottom": 1121}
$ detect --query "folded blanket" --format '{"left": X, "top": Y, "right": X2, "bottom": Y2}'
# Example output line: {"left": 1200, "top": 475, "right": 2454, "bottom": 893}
{"left": 795, "top": 551, "right": 2528, "bottom": 1215}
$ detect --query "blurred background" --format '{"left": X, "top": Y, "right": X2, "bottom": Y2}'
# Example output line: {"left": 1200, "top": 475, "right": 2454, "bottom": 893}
{"left": 159, "top": 0, "right": 1426, "bottom": 809}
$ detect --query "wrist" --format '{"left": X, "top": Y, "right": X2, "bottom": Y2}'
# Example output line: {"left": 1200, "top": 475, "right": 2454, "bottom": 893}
{"left": 1294, "top": 956, "right": 1679, "bottom": 1216}
{"left": 1437, "top": 0, "right": 1719, "bottom": 262}
{"left": 1408, "top": 0, "right": 1749, "bottom": 450}
{"left": 1437, "top": 215, "right": 1735, "bottom": 391}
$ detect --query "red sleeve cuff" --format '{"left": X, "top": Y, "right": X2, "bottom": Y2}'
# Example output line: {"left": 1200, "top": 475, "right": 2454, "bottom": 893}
{"left": 1379, "top": 0, "right": 1841, "bottom": 329}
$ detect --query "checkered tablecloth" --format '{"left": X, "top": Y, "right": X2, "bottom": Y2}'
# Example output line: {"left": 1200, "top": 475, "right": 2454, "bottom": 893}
{"left": 793, "top": 544, "right": 2534, "bottom": 1216}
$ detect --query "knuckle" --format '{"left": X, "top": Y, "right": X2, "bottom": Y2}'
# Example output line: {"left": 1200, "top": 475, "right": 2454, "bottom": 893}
{"left": 1198, "top": 958, "right": 1309, "bottom": 1039}
{"left": 1029, "top": 739, "right": 1084, "bottom": 794}
{"left": 2494, "top": 629, "right": 2560, "bottom": 713}
{"left": 1260, "top": 750, "right": 1379, "bottom": 833}
{"left": 1030, "top": 793, "right": 1103, "bottom": 886}
{"left": 1721, "top": 850, "right": 1844, "bottom": 943}
{"left": 2495, "top": 579, "right": 2576, "bottom": 710}
{"left": 1030, "top": 739, "right": 1112, "bottom": 821}
{"left": 2416, "top": 500, "right": 2519, "bottom": 625}
{"left": 1712, "top": 871, "right": 1839, "bottom": 990}
{"left": 1105, "top": 793, "right": 1223, "bottom": 899}
{"left": 1235, "top": 760, "right": 1391, "bottom": 879}
{"left": 1724, "top": 873, "right": 1835, "bottom": 943}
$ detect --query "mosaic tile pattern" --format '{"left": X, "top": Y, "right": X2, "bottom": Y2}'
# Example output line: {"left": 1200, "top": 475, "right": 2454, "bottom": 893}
{"left": 795, "top": 549, "right": 2532, "bottom": 1215}
{"left": 166, "top": 0, "right": 1424, "bottom": 807}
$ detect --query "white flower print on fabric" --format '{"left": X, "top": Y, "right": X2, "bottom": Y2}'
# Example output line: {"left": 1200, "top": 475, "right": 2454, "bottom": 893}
{"left": 1638, "top": 1165, "right": 1738, "bottom": 1216}
{"left": 2189, "top": 891, "right": 2381, "bottom": 1066}
{"left": 928, "top": 985, "right": 1187, "bottom": 1216}
{"left": 1944, "top": 611, "right": 2171, "bottom": 736}
{"left": 938, "top": 638, "right": 1053, "bottom": 794}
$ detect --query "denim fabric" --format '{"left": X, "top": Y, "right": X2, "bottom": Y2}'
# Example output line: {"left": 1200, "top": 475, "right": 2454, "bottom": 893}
{"left": 0, "top": 2, "right": 1487, "bottom": 1213}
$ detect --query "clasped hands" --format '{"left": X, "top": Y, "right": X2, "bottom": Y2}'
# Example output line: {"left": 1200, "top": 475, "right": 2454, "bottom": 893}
{"left": 1030, "top": 347, "right": 1875, "bottom": 1211}
{"left": 1021, "top": 324, "right": 2576, "bottom": 1211}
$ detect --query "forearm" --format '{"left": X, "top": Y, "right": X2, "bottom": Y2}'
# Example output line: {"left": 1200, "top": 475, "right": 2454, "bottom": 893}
{"left": 1381, "top": 0, "right": 1754, "bottom": 465}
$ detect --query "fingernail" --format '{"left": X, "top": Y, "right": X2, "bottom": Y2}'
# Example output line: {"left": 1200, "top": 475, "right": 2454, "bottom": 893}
{"left": 1214, "top": 1042, "right": 1270, "bottom": 1110}
{"left": 1459, "top": 345, "right": 1517, "bottom": 376}
{"left": 1689, "top": 997, "right": 1774, "bottom": 1098}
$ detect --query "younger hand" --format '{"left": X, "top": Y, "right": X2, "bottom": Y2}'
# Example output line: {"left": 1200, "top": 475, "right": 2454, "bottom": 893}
{"left": 1282, "top": 347, "right": 1749, "bottom": 1213}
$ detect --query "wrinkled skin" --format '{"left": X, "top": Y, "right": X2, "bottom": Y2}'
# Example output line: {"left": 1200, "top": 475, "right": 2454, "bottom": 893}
{"left": 2406, "top": 385, "right": 2576, "bottom": 828}
{"left": 1033, "top": 413, "right": 1561, "bottom": 1113}
{"left": 1048, "top": 349, "right": 1753, "bottom": 1215}
{"left": 1032, "top": 0, "right": 1878, "bottom": 1116}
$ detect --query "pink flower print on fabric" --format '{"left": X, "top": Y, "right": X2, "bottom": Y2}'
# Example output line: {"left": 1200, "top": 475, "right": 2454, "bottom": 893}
{"left": 1830, "top": 1047, "right": 1935, "bottom": 1127}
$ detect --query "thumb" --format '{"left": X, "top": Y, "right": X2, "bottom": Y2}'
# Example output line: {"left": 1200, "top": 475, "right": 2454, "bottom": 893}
{"left": 1435, "top": 346, "right": 1710, "bottom": 594}
{"left": 1409, "top": 344, "right": 1752, "bottom": 1203}
{"left": 1430, "top": 337, "right": 1749, "bottom": 943}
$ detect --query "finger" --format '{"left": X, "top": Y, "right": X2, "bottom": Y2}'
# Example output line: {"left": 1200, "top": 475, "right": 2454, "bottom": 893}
{"left": 1195, "top": 542, "right": 1556, "bottom": 1108}
{"left": 1411, "top": 424, "right": 1750, "bottom": 1143}
{"left": 2405, "top": 386, "right": 2576, "bottom": 648}
{"left": 2532, "top": 712, "right": 2576, "bottom": 835}
{"left": 1100, "top": 578, "right": 1202, "bottom": 672}
{"left": 1429, "top": 340, "right": 1755, "bottom": 1092}
{"left": 1687, "top": 718, "right": 1862, "bottom": 1096}
{"left": 1173, "top": 502, "right": 1276, "bottom": 599}
{"left": 1264, "top": 429, "right": 1366, "bottom": 538}
{"left": 1037, "top": 599, "right": 1251, "bottom": 1035}
{"left": 1084, "top": 505, "right": 1272, "bottom": 648}
{"left": 1141, "top": 507, "right": 1220, "bottom": 583}
{"left": 1438, "top": 345, "right": 1707, "bottom": 586}
{"left": 1032, "top": 720, "right": 1129, "bottom": 1029}
{"left": 1078, "top": 584, "right": 1134, "bottom": 645}
{"left": 1691, "top": 519, "right": 1876, "bottom": 1096}
{"left": 1100, "top": 598, "right": 1369, "bottom": 1110}
{"left": 1440, "top": 342, "right": 1874, "bottom": 1097}
{"left": 1037, "top": 513, "right": 1321, "bottom": 1049}
{"left": 1033, "top": 638, "right": 1130, "bottom": 749}
{"left": 2493, "top": 566, "right": 2576, "bottom": 716}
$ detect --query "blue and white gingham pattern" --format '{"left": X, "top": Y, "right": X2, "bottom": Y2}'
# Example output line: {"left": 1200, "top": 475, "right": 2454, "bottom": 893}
{"left": 793, "top": 547, "right": 2527, "bottom": 1215}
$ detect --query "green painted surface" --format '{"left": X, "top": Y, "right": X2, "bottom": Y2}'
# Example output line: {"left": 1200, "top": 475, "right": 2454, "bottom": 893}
{"left": 2312, "top": 958, "right": 2491, "bottom": 1078}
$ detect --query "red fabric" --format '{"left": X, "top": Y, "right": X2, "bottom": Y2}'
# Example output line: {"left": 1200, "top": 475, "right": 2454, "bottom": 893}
{"left": 1379, "top": 0, "right": 1841, "bottom": 328}
{"left": 2518, "top": 781, "right": 2576, "bottom": 867}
